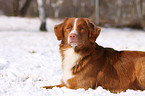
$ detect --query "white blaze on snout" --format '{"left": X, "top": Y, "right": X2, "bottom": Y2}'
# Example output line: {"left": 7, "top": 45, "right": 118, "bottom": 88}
{"left": 71, "top": 18, "right": 78, "bottom": 34}
{"left": 68, "top": 18, "right": 78, "bottom": 47}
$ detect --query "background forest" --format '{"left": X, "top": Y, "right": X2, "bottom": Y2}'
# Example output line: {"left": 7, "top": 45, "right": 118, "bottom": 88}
{"left": 0, "top": 0, "right": 145, "bottom": 30}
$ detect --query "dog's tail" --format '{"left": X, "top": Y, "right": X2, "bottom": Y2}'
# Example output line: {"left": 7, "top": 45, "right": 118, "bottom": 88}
{"left": 43, "top": 84, "right": 64, "bottom": 89}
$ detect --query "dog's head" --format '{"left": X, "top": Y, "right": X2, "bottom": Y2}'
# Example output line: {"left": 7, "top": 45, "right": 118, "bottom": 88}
{"left": 54, "top": 18, "right": 101, "bottom": 47}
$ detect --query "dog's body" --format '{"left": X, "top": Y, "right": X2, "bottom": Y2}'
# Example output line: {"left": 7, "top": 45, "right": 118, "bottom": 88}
{"left": 43, "top": 18, "right": 145, "bottom": 92}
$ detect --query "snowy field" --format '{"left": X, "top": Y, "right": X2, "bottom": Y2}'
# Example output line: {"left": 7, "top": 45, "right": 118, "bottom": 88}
{"left": 0, "top": 16, "right": 145, "bottom": 96}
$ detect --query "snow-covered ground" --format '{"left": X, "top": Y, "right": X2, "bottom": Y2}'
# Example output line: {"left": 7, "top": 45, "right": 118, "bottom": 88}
{"left": 0, "top": 16, "right": 145, "bottom": 96}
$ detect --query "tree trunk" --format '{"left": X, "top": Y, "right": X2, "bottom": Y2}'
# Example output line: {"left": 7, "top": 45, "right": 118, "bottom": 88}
{"left": 54, "top": 8, "right": 59, "bottom": 18}
{"left": 20, "top": 0, "right": 33, "bottom": 17}
{"left": 37, "top": 0, "right": 47, "bottom": 31}
{"left": 12, "top": 0, "right": 19, "bottom": 16}
{"left": 95, "top": 0, "right": 99, "bottom": 25}
{"left": 116, "top": 0, "right": 122, "bottom": 24}
{"left": 141, "top": 0, "right": 145, "bottom": 29}
{"left": 136, "top": 0, "right": 142, "bottom": 18}
{"left": 12, "top": 0, "right": 32, "bottom": 16}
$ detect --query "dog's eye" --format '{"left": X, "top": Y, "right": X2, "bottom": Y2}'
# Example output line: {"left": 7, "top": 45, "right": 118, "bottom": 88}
{"left": 67, "top": 27, "right": 70, "bottom": 29}
{"left": 80, "top": 27, "right": 84, "bottom": 30}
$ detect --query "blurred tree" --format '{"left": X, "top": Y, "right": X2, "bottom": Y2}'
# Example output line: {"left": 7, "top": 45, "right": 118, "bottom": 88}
{"left": 142, "top": 0, "right": 145, "bottom": 29}
{"left": 136, "top": 0, "right": 142, "bottom": 18}
{"left": 12, "top": 0, "right": 19, "bottom": 16}
{"left": 12, "top": 0, "right": 32, "bottom": 16}
{"left": 37, "top": 0, "right": 47, "bottom": 31}
{"left": 116, "top": 0, "right": 122, "bottom": 25}
{"left": 51, "top": 0, "right": 64, "bottom": 18}
{"left": 20, "top": 0, "right": 33, "bottom": 16}
{"left": 95, "top": 0, "right": 99, "bottom": 25}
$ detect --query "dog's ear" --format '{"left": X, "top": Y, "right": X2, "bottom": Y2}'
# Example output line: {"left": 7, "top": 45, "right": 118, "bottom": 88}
{"left": 54, "top": 23, "right": 64, "bottom": 40}
{"left": 84, "top": 18, "right": 101, "bottom": 42}
{"left": 89, "top": 22, "right": 101, "bottom": 42}
{"left": 54, "top": 18, "right": 69, "bottom": 40}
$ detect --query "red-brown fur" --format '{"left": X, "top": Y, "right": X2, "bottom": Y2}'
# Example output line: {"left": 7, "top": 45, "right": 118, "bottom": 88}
{"left": 43, "top": 18, "right": 145, "bottom": 93}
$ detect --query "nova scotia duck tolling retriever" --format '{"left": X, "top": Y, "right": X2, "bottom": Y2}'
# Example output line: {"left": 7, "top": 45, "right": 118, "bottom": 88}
{"left": 43, "top": 18, "right": 145, "bottom": 93}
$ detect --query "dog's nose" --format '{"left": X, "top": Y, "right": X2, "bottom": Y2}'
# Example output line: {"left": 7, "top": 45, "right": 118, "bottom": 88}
{"left": 69, "top": 33, "right": 77, "bottom": 39}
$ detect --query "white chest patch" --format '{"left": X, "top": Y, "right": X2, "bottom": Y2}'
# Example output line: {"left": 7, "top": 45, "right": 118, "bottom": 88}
{"left": 62, "top": 48, "right": 80, "bottom": 86}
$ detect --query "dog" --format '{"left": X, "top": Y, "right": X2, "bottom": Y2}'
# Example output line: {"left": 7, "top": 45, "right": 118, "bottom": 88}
{"left": 43, "top": 18, "right": 145, "bottom": 93}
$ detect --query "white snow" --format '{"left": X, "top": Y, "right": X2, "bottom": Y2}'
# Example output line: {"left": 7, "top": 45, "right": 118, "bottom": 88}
{"left": 0, "top": 16, "right": 145, "bottom": 96}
